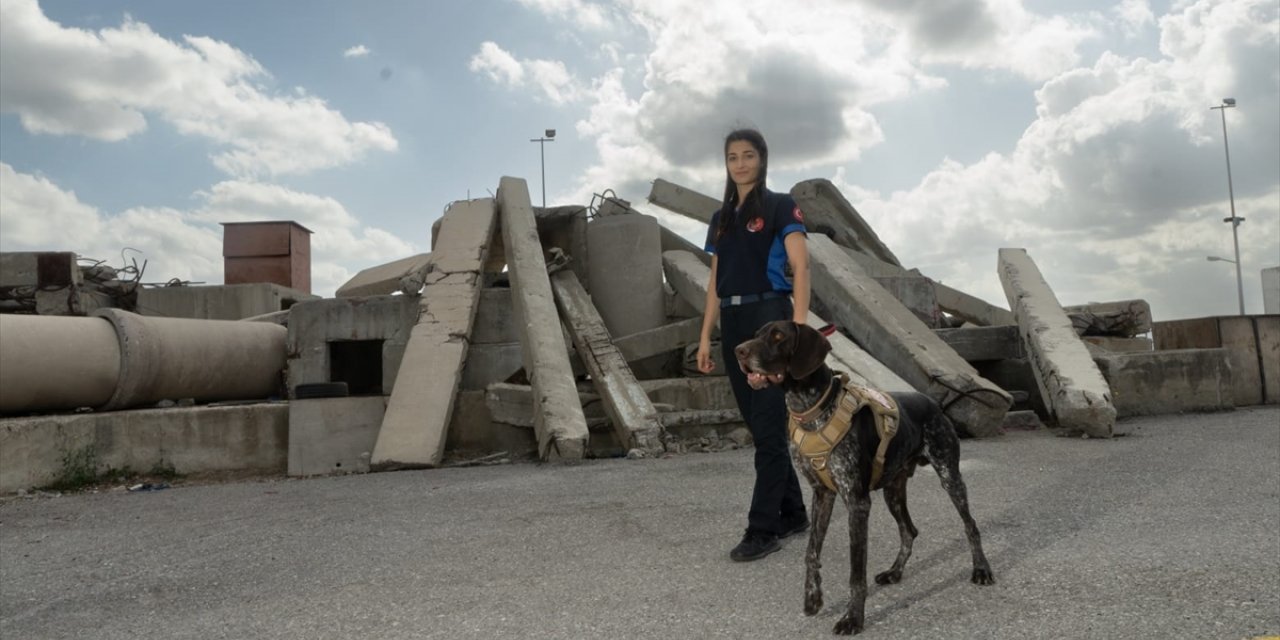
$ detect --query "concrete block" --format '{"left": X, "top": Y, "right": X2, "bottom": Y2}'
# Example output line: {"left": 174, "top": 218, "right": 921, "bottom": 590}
{"left": 1001, "top": 410, "right": 1043, "bottom": 431}
{"left": 1063, "top": 300, "right": 1152, "bottom": 337}
{"left": 496, "top": 178, "right": 589, "bottom": 461}
{"left": 999, "top": 248, "right": 1115, "bottom": 437}
{"left": 472, "top": 288, "right": 519, "bottom": 344}
{"left": 1082, "top": 336, "right": 1153, "bottom": 353}
{"left": 286, "top": 295, "right": 418, "bottom": 396}
{"left": 974, "top": 358, "right": 1048, "bottom": 417}
{"left": 288, "top": 396, "right": 387, "bottom": 476}
{"left": 1094, "top": 349, "right": 1234, "bottom": 418}
{"left": 791, "top": 178, "right": 902, "bottom": 267}
{"left": 374, "top": 198, "right": 496, "bottom": 469}
{"left": 587, "top": 214, "right": 666, "bottom": 338}
{"left": 1153, "top": 315, "right": 1280, "bottom": 406}
{"left": 648, "top": 178, "right": 721, "bottom": 223}
{"left": 139, "top": 283, "right": 317, "bottom": 320}
{"left": 1264, "top": 267, "right": 1279, "bottom": 314}
{"left": 810, "top": 237, "right": 1010, "bottom": 435}
{"left": 0, "top": 404, "right": 287, "bottom": 493}
{"left": 461, "top": 343, "right": 524, "bottom": 390}
{"left": 872, "top": 276, "right": 941, "bottom": 328}
{"left": 336, "top": 253, "right": 432, "bottom": 298}
{"left": 934, "top": 325, "right": 1023, "bottom": 362}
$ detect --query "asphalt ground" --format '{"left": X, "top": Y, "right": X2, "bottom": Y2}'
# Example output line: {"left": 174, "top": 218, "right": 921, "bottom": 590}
{"left": 2, "top": 406, "right": 1278, "bottom": 640}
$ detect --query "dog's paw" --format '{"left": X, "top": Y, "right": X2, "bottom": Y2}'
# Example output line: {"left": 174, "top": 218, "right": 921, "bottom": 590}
{"left": 832, "top": 614, "right": 863, "bottom": 635}
{"left": 971, "top": 567, "right": 995, "bottom": 585}
{"left": 803, "top": 590, "right": 823, "bottom": 616}
{"left": 874, "top": 569, "right": 902, "bottom": 585}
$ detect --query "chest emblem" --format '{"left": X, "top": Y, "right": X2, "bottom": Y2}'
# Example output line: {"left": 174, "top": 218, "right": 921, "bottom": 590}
{"left": 747, "top": 217, "right": 764, "bottom": 232}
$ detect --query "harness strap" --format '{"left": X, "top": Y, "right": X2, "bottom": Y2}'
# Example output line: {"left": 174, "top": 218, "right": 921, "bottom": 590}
{"left": 788, "top": 373, "right": 900, "bottom": 492}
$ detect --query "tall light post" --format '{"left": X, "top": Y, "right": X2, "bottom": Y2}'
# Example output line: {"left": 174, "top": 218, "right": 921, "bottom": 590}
{"left": 1209, "top": 98, "right": 1245, "bottom": 315}
{"left": 530, "top": 129, "right": 556, "bottom": 208}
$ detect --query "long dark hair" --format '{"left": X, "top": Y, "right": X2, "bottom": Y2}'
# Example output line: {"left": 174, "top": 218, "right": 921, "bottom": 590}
{"left": 716, "top": 128, "right": 769, "bottom": 242}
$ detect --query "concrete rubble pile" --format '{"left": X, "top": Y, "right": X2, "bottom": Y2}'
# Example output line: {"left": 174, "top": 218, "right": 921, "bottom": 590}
{"left": 3, "top": 175, "right": 1273, "bottom": 493}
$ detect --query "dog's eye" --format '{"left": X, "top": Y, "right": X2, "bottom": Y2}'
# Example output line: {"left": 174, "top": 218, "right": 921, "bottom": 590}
{"left": 772, "top": 331, "right": 784, "bottom": 342}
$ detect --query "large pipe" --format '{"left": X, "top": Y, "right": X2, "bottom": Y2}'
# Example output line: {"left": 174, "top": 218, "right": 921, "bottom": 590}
{"left": 0, "top": 310, "right": 286, "bottom": 414}
{"left": 93, "top": 309, "right": 286, "bottom": 410}
{"left": 0, "top": 314, "right": 121, "bottom": 413}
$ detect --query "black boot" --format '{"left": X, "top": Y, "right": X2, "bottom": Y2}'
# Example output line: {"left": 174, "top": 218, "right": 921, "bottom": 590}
{"left": 730, "top": 530, "right": 780, "bottom": 562}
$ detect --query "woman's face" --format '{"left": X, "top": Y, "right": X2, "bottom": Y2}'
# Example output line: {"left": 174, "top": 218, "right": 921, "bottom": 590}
{"left": 726, "top": 140, "right": 762, "bottom": 188}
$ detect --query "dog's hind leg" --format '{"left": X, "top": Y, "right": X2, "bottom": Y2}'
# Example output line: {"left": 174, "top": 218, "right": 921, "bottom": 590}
{"left": 923, "top": 418, "right": 995, "bottom": 586}
{"left": 875, "top": 471, "right": 918, "bottom": 585}
{"left": 804, "top": 487, "right": 836, "bottom": 616}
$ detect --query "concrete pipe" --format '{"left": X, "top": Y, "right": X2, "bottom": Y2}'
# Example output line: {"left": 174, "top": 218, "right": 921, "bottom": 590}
{"left": 0, "top": 314, "right": 122, "bottom": 413}
{"left": 586, "top": 213, "right": 666, "bottom": 338}
{"left": 93, "top": 309, "right": 286, "bottom": 410}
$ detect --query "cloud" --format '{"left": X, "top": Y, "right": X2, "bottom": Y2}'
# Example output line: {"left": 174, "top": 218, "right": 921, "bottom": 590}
{"left": 0, "top": 0, "right": 397, "bottom": 177}
{"left": 0, "top": 163, "right": 418, "bottom": 296}
{"left": 468, "top": 41, "right": 584, "bottom": 104}
{"left": 1115, "top": 0, "right": 1156, "bottom": 37}
{"left": 343, "top": 44, "right": 370, "bottom": 58}
{"left": 515, "top": 0, "right": 613, "bottom": 31}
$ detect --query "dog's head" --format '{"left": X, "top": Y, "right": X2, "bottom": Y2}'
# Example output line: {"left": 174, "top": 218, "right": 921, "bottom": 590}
{"left": 733, "top": 320, "right": 833, "bottom": 385}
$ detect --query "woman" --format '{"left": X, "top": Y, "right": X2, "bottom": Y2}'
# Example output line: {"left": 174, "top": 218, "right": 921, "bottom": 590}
{"left": 697, "top": 128, "right": 811, "bottom": 562}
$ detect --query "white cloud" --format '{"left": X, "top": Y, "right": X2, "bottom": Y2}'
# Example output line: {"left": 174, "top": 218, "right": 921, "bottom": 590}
{"left": 0, "top": 0, "right": 397, "bottom": 177}
{"left": 343, "top": 44, "right": 370, "bottom": 58}
{"left": 0, "top": 163, "right": 418, "bottom": 297}
{"left": 515, "top": 0, "right": 612, "bottom": 31}
{"left": 1115, "top": 0, "right": 1156, "bottom": 36}
{"left": 468, "top": 41, "right": 584, "bottom": 105}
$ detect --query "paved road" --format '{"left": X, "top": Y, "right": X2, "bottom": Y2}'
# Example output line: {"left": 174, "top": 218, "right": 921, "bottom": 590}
{"left": 2, "top": 407, "right": 1278, "bottom": 640}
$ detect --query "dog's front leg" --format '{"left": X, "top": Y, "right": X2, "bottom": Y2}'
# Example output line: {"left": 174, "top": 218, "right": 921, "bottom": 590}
{"left": 834, "top": 492, "right": 871, "bottom": 635}
{"left": 804, "top": 487, "right": 836, "bottom": 615}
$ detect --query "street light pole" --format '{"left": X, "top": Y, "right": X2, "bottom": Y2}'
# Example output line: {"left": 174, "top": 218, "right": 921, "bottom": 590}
{"left": 1210, "top": 98, "right": 1245, "bottom": 315}
{"left": 530, "top": 129, "right": 556, "bottom": 208}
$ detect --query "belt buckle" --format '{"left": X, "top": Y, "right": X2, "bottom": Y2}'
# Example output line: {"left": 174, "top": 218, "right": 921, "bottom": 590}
{"left": 729, "top": 295, "right": 743, "bottom": 305}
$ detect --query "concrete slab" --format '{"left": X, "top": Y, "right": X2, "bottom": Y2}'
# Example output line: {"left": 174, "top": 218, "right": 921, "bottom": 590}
{"left": 0, "top": 403, "right": 286, "bottom": 493}
{"left": 809, "top": 238, "right": 1010, "bottom": 435}
{"left": 791, "top": 178, "right": 902, "bottom": 267}
{"left": 647, "top": 178, "right": 720, "bottom": 224}
{"left": 840, "top": 248, "right": 1016, "bottom": 327}
{"left": 1094, "top": 348, "right": 1234, "bottom": 418}
{"left": 934, "top": 325, "right": 1024, "bottom": 362}
{"left": 1082, "top": 336, "right": 1153, "bottom": 353}
{"left": 1063, "top": 300, "right": 1152, "bottom": 337}
{"left": 999, "top": 248, "right": 1116, "bottom": 437}
{"left": 288, "top": 397, "right": 387, "bottom": 476}
{"left": 551, "top": 270, "right": 664, "bottom": 455}
{"left": 661, "top": 249, "right": 914, "bottom": 393}
{"left": 1152, "top": 315, "right": 1280, "bottom": 406}
{"left": 873, "top": 276, "right": 941, "bottom": 328}
{"left": 495, "top": 177, "right": 589, "bottom": 460}
{"left": 335, "top": 253, "right": 432, "bottom": 298}
{"left": 372, "top": 198, "right": 497, "bottom": 469}
{"left": 139, "top": 283, "right": 317, "bottom": 320}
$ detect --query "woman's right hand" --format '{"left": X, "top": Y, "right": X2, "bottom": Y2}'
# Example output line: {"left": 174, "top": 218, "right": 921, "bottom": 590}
{"left": 696, "top": 338, "right": 715, "bottom": 374}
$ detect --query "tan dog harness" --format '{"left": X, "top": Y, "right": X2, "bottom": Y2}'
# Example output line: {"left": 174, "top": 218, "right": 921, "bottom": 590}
{"left": 787, "top": 373, "right": 901, "bottom": 492}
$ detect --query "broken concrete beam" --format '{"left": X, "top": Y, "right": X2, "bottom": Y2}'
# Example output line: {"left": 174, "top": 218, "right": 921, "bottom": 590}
{"left": 791, "top": 179, "right": 902, "bottom": 267}
{"left": 495, "top": 177, "right": 590, "bottom": 460}
{"left": 371, "top": 199, "right": 496, "bottom": 469}
{"left": 1094, "top": 348, "right": 1233, "bottom": 418}
{"left": 551, "top": 269, "right": 664, "bottom": 455}
{"left": 872, "top": 276, "right": 940, "bottom": 328}
{"left": 808, "top": 237, "right": 1011, "bottom": 436}
{"left": 661, "top": 249, "right": 914, "bottom": 393}
{"left": 648, "top": 178, "right": 720, "bottom": 224}
{"left": 1063, "top": 300, "right": 1152, "bottom": 337}
{"left": 570, "top": 317, "right": 703, "bottom": 377}
{"left": 1082, "top": 336, "right": 1153, "bottom": 353}
{"left": 336, "top": 253, "right": 432, "bottom": 298}
{"left": 840, "top": 248, "right": 1015, "bottom": 326}
{"left": 998, "top": 248, "right": 1116, "bottom": 437}
{"left": 658, "top": 409, "right": 742, "bottom": 428}
{"left": 934, "top": 325, "right": 1024, "bottom": 362}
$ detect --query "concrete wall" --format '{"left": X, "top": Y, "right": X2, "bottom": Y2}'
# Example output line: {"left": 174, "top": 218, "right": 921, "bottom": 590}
{"left": 139, "top": 283, "right": 317, "bottom": 320}
{"left": 0, "top": 404, "right": 287, "bottom": 493}
{"left": 1094, "top": 349, "right": 1234, "bottom": 417}
{"left": 1153, "top": 315, "right": 1280, "bottom": 406}
{"left": 286, "top": 295, "right": 418, "bottom": 396}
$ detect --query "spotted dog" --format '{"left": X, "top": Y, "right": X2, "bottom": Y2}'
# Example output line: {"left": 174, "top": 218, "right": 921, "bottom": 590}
{"left": 734, "top": 320, "right": 994, "bottom": 635}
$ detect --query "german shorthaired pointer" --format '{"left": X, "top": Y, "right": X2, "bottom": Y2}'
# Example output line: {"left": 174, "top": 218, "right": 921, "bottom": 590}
{"left": 735, "top": 320, "right": 994, "bottom": 635}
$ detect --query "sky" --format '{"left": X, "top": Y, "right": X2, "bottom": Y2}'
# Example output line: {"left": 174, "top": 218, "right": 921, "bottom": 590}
{"left": 1, "top": 0, "right": 1277, "bottom": 321}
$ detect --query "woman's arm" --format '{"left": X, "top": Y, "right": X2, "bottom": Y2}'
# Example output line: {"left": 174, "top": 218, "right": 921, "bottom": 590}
{"left": 697, "top": 255, "right": 721, "bottom": 373}
{"left": 785, "top": 233, "right": 809, "bottom": 325}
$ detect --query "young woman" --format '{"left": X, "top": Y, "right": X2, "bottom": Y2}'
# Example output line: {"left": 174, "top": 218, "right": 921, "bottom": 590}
{"left": 697, "top": 128, "right": 811, "bottom": 562}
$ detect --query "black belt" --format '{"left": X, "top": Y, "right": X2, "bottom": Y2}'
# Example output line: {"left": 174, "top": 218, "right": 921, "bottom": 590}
{"left": 720, "top": 291, "right": 786, "bottom": 308}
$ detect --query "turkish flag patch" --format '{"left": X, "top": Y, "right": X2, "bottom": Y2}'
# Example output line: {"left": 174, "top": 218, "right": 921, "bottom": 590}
{"left": 792, "top": 206, "right": 804, "bottom": 222}
{"left": 747, "top": 217, "right": 764, "bottom": 232}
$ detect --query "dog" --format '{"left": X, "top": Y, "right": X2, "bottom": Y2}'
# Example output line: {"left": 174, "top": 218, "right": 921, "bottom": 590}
{"left": 734, "top": 320, "right": 994, "bottom": 635}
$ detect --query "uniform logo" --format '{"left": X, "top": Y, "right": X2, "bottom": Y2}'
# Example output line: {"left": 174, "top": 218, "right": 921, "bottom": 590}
{"left": 793, "top": 206, "right": 804, "bottom": 222}
{"left": 747, "top": 217, "right": 764, "bottom": 232}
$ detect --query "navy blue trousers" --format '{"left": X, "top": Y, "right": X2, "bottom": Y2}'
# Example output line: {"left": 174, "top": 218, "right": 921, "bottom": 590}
{"left": 719, "top": 296, "right": 807, "bottom": 535}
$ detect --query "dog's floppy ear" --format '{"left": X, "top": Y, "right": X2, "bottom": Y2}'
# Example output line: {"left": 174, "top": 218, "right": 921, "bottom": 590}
{"left": 787, "top": 322, "right": 832, "bottom": 380}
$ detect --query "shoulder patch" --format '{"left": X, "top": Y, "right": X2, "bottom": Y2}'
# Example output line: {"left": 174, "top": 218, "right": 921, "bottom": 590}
{"left": 792, "top": 206, "right": 804, "bottom": 223}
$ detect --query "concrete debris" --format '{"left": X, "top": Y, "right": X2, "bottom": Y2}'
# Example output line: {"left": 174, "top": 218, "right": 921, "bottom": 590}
{"left": 790, "top": 179, "right": 902, "bottom": 267}
{"left": 1064, "top": 300, "right": 1152, "bottom": 337}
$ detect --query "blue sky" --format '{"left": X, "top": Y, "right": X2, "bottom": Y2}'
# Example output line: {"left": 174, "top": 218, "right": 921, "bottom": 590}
{"left": 1, "top": 0, "right": 1277, "bottom": 320}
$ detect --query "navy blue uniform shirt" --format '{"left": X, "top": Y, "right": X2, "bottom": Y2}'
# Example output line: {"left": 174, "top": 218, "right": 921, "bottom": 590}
{"left": 703, "top": 188, "right": 807, "bottom": 298}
